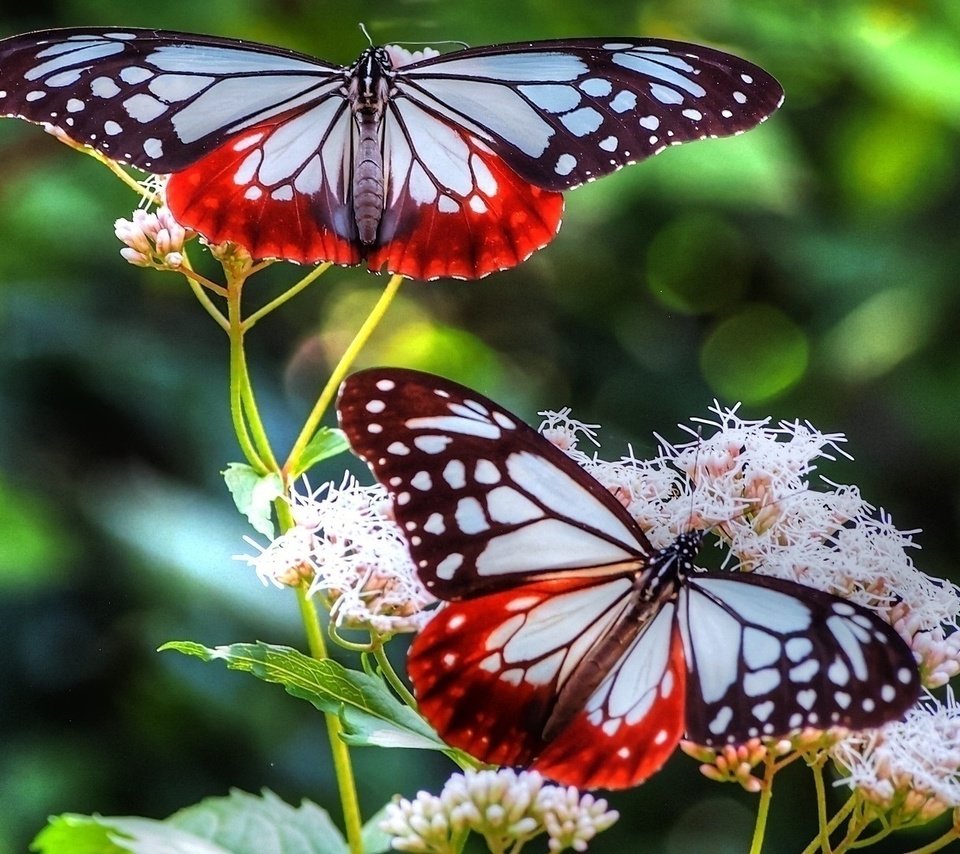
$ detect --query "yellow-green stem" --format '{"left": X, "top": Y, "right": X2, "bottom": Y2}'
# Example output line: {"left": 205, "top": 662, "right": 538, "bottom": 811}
{"left": 284, "top": 273, "right": 404, "bottom": 474}
{"left": 907, "top": 828, "right": 960, "bottom": 854}
{"left": 373, "top": 642, "right": 418, "bottom": 709}
{"left": 226, "top": 272, "right": 269, "bottom": 472}
{"left": 749, "top": 753, "right": 779, "bottom": 854}
{"left": 243, "top": 263, "right": 334, "bottom": 331}
{"left": 811, "top": 756, "right": 833, "bottom": 854}
{"left": 297, "top": 585, "right": 364, "bottom": 854}
{"left": 800, "top": 794, "right": 859, "bottom": 854}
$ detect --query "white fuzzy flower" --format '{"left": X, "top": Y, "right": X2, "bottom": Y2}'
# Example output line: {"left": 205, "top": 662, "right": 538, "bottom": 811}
{"left": 384, "top": 44, "right": 441, "bottom": 68}
{"left": 238, "top": 475, "right": 434, "bottom": 633}
{"left": 541, "top": 401, "right": 959, "bottom": 688}
{"left": 832, "top": 689, "right": 960, "bottom": 822}
{"left": 380, "top": 769, "right": 618, "bottom": 853}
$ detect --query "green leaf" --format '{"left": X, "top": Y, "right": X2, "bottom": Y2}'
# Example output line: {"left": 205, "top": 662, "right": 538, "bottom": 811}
{"left": 32, "top": 791, "right": 347, "bottom": 854}
{"left": 161, "top": 640, "right": 447, "bottom": 752}
{"left": 170, "top": 788, "right": 347, "bottom": 854}
{"left": 222, "top": 463, "right": 283, "bottom": 538}
{"left": 32, "top": 813, "right": 228, "bottom": 854}
{"left": 360, "top": 805, "right": 394, "bottom": 854}
{"left": 293, "top": 427, "right": 350, "bottom": 476}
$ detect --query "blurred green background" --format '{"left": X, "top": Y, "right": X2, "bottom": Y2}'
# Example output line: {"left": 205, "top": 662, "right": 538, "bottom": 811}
{"left": 1, "top": 1, "right": 958, "bottom": 852}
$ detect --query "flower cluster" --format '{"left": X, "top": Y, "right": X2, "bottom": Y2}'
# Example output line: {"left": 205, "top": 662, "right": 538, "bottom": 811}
{"left": 380, "top": 768, "right": 618, "bottom": 853}
{"left": 832, "top": 690, "right": 960, "bottom": 824}
{"left": 237, "top": 476, "right": 434, "bottom": 634}
{"left": 115, "top": 204, "right": 194, "bottom": 270}
{"left": 539, "top": 402, "right": 960, "bottom": 690}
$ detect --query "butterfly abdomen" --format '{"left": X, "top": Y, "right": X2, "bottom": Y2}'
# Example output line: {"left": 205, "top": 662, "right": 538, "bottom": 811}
{"left": 349, "top": 49, "right": 392, "bottom": 244}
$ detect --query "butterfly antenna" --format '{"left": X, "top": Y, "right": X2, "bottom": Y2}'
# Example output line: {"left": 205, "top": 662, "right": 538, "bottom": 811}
{"left": 392, "top": 38, "right": 471, "bottom": 50}
{"left": 358, "top": 22, "right": 374, "bottom": 46}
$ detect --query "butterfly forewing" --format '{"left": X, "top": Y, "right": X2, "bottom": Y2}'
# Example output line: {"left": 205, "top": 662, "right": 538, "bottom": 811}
{"left": 395, "top": 37, "right": 783, "bottom": 191}
{"left": 679, "top": 573, "right": 921, "bottom": 746}
{"left": 337, "top": 368, "right": 652, "bottom": 599}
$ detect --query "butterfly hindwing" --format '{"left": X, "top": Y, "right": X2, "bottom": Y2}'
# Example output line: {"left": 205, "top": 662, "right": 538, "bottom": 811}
{"left": 337, "top": 368, "right": 652, "bottom": 599}
{"left": 679, "top": 572, "right": 921, "bottom": 745}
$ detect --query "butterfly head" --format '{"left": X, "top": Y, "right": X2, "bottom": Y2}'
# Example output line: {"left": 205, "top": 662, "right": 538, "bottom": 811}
{"left": 347, "top": 47, "right": 394, "bottom": 110}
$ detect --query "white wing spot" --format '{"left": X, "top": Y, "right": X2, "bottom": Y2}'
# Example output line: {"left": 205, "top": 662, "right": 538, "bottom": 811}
{"left": 785, "top": 637, "right": 813, "bottom": 662}
{"left": 123, "top": 93, "right": 167, "bottom": 122}
{"left": 474, "top": 459, "right": 501, "bottom": 484}
{"left": 66, "top": 98, "right": 85, "bottom": 112}
{"left": 649, "top": 83, "right": 684, "bottom": 105}
{"left": 616, "top": 746, "right": 630, "bottom": 758}
{"left": 104, "top": 120, "right": 122, "bottom": 135}
{"left": 414, "top": 435, "right": 453, "bottom": 455}
{"left": 789, "top": 712, "right": 803, "bottom": 729}
{"left": 881, "top": 684, "right": 896, "bottom": 703}
{"left": 832, "top": 602, "right": 856, "bottom": 616}
{"left": 243, "top": 186, "right": 262, "bottom": 200}
{"left": 709, "top": 706, "right": 733, "bottom": 735}
{"left": 789, "top": 659, "right": 820, "bottom": 682}
{"left": 580, "top": 78, "right": 612, "bottom": 97}
{"left": 744, "top": 668, "right": 780, "bottom": 697}
{"left": 442, "top": 652, "right": 457, "bottom": 667}
{"left": 120, "top": 66, "right": 153, "bottom": 84}
{"left": 438, "top": 194, "right": 460, "bottom": 214}
{"left": 835, "top": 691, "right": 851, "bottom": 708}
{"left": 387, "top": 441, "right": 410, "bottom": 456}
{"left": 436, "top": 552, "right": 463, "bottom": 580}
{"left": 470, "top": 154, "right": 498, "bottom": 195}
{"left": 649, "top": 135, "right": 659, "bottom": 145}
{"left": 897, "top": 667, "right": 914, "bottom": 684}
{"left": 91, "top": 76, "right": 121, "bottom": 98}
{"left": 797, "top": 689, "right": 817, "bottom": 710}
{"left": 555, "top": 153, "right": 578, "bottom": 176}
{"left": 862, "top": 698, "right": 876, "bottom": 712}
{"left": 469, "top": 195, "right": 488, "bottom": 214}
{"left": 828, "top": 659, "right": 850, "bottom": 686}
{"left": 682, "top": 108, "right": 703, "bottom": 121}
{"left": 271, "top": 185, "right": 294, "bottom": 201}
{"left": 144, "top": 137, "right": 163, "bottom": 158}
{"left": 411, "top": 470, "right": 432, "bottom": 491}
{"left": 377, "top": 379, "right": 396, "bottom": 392}
{"left": 721, "top": 109, "right": 733, "bottom": 118}
{"left": 365, "top": 399, "right": 386, "bottom": 414}
{"left": 456, "top": 497, "right": 488, "bottom": 534}
{"left": 492, "top": 412, "right": 516, "bottom": 429}
{"left": 752, "top": 700, "right": 774, "bottom": 722}
{"left": 654, "top": 728, "right": 669, "bottom": 745}
{"left": 599, "top": 135, "right": 618, "bottom": 151}
{"left": 448, "top": 614, "right": 466, "bottom": 630}
{"left": 560, "top": 106, "right": 603, "bottom": 137}
{"left": 741, "top": 73, "right": 754, "bottom": 84}
{"left": 609, "top": 90, "right": 638, "bottom": 113}
{"left": 442, "top": 459, "right": 467, "bottom": 489}
{"left": 26, "top": 91, "right": 46, "bottom": 102}
{"left": 639, "top": 115, "right": 660, "bottom": 130}
{"left": 396, "top": 491, "right": 411, "bottom": 506}
{"left": 367, "top": 423, "right": 382, "bottom": 434}
{"left": 424, "top": 513, "right": 445, "bottom": 535}
{"left": 733, "top": 91, "right": 748, "bottom": 104}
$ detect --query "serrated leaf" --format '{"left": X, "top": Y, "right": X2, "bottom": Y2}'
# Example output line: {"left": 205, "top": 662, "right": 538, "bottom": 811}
{"left": 31, "top": 813, "right": 228, "bottom": 854}
{"left": 360, "top": 805, "right": 394, "bottom": 854}
{"left": 170, "top": 788, "right": 348, "bottom": 854}
{"left": 293, "top": 428, "right": 350, "bottom": 477}
{"left": 222, "top": 463, "right": 283, "bottom": 538}
{"left": 161, "top": 641, "right": 447, "bottom": 752}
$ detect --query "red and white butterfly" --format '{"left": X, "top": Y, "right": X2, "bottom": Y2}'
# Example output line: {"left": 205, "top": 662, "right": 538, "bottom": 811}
{"left": 337, "top": 368, "right": 921, "bottom": 789}
{"left": 0, "top": 28, "right": 783, "bottom": 280}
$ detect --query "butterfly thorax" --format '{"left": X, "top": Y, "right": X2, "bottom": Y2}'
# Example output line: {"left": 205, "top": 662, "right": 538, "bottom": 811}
{"left": 639, "top": 530, "right": 704, "bottom": 603}
{"left": 346, "top": 47, "right": 394, "bottom": 244}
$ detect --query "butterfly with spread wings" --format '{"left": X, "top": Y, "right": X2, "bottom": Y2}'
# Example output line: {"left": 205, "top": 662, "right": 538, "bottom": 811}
{"left": 337, "top": 368, "right": 921, "bottom": 789}
{"left": 0, "top": 28, "right": 783, "bottom": 279}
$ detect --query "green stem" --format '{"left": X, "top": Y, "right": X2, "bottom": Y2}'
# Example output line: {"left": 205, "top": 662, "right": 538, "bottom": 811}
{"left": 906, "top": 828, "right": 960, "bottom": 854}
{"left": 243, "top": 262, "right": 333, "bottom": 331}
{"left": 239, "top": 366, "right": 279, "bottom": 471}
{"left": 226, "top": 273, "right": 268, "bottom": 471}
{"left": 748, "top": 753, "right": 778, "bottom": 854}
{"left": 811, "top": 757, "right": 833, "bottom": 854}
{"left": 373, "top": 641, "right": 418, "bottom": 709}
{"left": 284, "top": 273, "right": 404, "bottom": 474}
{"left": 800, "top": 794, "right": 859, "bottom": 854}
{"left": 297, "top": 585, "right": 364, "bottom": 854}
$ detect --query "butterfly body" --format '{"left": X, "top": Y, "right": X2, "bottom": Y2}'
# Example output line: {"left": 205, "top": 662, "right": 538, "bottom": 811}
{"left": 0, "top": 28, "right": 783, "bottom": 278}
{"left": 338, "top": 369, "right": 921, "bottom": 789}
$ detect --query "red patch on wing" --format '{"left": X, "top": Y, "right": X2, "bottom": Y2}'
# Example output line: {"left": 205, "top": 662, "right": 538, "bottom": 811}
{"left": 165, "top": 121, "right": 361, "bottom": 267}
{"left": 409, "top": 585, "right": 562, "bottom": 767}
{"left": 166, "top": 122, "right": 563, "bottom": 279}
{"left": 532, "top": 626, "right": 687, "bottom": 789}
{"left": 368, "top": 142, "right": 564, "bottom": 280}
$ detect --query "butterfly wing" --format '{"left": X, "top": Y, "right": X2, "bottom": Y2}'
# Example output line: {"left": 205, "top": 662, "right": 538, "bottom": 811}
{"left": 0, "top": 27, "right": 359, "bottom": 263}
{"left": 337, "top": 367, "right": 652, "bottom": 599}
{"left": 394, "top": 37, "right": 783, "bottom": 191}
{"left": 679, "top": 572, "right": 921, "bottom": 745}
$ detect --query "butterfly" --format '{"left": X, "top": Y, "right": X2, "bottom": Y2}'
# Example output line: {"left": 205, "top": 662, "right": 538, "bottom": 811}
{"left": 0, "top": 28, "right": 783, "bottom": 280}
{"left": 337, "top": 368, "right": 921, "bottom": 789}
